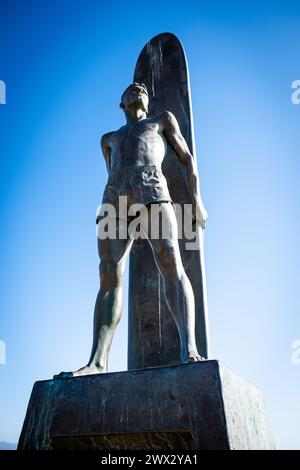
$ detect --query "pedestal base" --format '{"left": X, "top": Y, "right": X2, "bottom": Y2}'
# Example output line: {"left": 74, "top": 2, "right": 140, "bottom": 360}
{"left": 18, "top": 361, "right": 275, "bottom": 450}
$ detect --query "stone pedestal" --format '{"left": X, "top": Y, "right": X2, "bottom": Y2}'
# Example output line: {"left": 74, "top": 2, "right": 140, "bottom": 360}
{"left": 18, "top": 361, "right": 274, "bottom": 450}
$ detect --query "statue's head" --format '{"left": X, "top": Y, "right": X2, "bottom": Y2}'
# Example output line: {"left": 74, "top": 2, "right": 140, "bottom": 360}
{"left": 120, "top": 82, "right": 149, "bottom": 114}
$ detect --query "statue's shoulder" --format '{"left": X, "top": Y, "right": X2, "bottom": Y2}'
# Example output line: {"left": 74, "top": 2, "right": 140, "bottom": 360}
{"left": 156, "top": 110, "right": 178, "bottom": 129}
{"left": 161, "top": 110, "right": 177, "bottom": 121}
{"left": 100, "top": 131, "right": 115, "bottom": 149}
{"left": 101, "top": 131, "right": 115, "bottom": 146}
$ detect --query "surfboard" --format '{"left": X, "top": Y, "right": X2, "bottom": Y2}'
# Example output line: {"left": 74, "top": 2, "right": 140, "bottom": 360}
{"left": 128, "top": 33, "right": 209, "bottom": 369}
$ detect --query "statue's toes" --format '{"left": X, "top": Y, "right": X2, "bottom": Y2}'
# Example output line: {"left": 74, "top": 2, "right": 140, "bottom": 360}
{"left": 188, "top": 355, "right": 198, "bottom": 362}
{"left": 198, "top": 355, "right": 206, "bottom": 361}
{"left": 53, "top": 371, "right": 73, "bottom": 380}
{"left": 188, "top": 354, "right": 206, "bottom": 362}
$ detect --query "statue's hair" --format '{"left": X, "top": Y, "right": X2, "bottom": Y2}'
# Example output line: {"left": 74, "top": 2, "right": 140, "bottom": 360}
{"left": 120, "top": 82, "right": 149, "bottom": 112}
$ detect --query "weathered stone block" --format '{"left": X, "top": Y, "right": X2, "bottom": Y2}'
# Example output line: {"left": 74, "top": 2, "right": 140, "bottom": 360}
{"left": 18, "top": 361, "right": 274, "bottom": 450}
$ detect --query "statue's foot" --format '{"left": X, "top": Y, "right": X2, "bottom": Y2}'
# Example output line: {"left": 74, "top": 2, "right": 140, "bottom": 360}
{"left": 187, "top": 351, "right": 206, "bottom": 362}
{"left": 53, "top": 363, "right": 106, "bottom": 380}
{"left": 53, "top": 371, "right": 74, "bottom": 379}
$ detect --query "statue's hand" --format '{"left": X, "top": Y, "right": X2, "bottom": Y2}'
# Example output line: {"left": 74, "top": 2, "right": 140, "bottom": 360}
{"left": 193, "top": 200, "right": 208, "bottom": 230}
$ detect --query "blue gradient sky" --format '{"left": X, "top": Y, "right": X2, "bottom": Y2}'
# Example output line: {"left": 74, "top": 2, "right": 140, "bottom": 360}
{"left": 0, "top": 0, "right": 299, "bottom": 449}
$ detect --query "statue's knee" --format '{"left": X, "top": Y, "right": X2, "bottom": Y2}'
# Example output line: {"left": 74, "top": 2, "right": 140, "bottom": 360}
{"left": 155, "top": 249, "right": 183, "bottom": 280}
{"left": 99, "top": 260, "right": 123, "bottom": 287}
{"left": 164, "top": 262, "right": 183, "bottom": 280}
{"left": 110, "top": 310, "right": 122, "bottom": 328}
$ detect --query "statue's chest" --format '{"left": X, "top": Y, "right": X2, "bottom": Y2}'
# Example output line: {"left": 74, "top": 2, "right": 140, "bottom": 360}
{"left": 112, "top": 123, "right": 160, "bottom": 149}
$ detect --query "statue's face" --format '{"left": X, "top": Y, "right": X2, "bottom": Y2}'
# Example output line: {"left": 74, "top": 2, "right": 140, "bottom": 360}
{"left": 120, "top": 83, "right": 149, "bottom": 113}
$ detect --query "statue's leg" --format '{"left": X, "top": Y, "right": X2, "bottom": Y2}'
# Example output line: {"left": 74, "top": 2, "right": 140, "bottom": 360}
{"left": 54, "top": 227, "right": 133, "bottom": 379}
{"left": 85, "top": 235, "right": 133, "bottom": 374}
{"left": 142, "top": 202, "right": 203, "bottom": 363}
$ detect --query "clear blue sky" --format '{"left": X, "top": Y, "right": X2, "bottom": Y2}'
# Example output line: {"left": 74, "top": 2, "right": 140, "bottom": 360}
{"left": 0, "top": 0, "right": 299, "bottom": 449}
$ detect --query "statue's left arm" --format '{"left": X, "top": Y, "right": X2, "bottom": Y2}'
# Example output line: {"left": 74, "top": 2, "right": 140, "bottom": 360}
{"left": 162, "top": 111, "right": 208, "bottom": 229}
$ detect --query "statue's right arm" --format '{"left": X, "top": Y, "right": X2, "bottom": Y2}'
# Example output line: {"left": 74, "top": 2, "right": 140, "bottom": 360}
{"left": 100, "top": 132, "right": 114, "bottom": 173}
{"left": 96, "top": 132, "right": 113, "bottom": 225}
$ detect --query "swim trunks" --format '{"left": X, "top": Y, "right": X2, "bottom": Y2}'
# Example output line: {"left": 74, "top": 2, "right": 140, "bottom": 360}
{"left": 102, "top": 165, "right": 172, "bottom": 209}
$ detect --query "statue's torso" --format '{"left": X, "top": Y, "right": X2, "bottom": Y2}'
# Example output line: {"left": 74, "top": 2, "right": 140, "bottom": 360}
{"left": 108, "top": 117, "right": 166, "bottom": 172}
